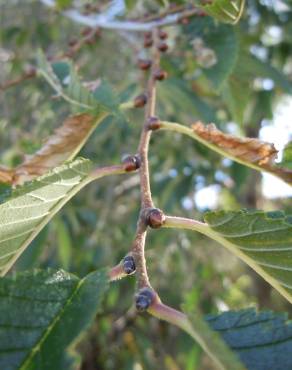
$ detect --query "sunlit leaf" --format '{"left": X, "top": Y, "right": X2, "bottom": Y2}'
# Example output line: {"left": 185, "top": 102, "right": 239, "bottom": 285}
{"left": 0, "top": 268, "right": 108, "bottom": 370}
{"left": 205, "top": 210, "right": 292, "bottom": 304}
{"left": 0, "top": 158, "right": 93, "bottom": 275}
{"left": 201, "top": 0, "right": 245, "bottom": 24}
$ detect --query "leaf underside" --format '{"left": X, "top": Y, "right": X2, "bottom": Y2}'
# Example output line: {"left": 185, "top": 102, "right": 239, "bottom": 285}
{"left": 0, "top": 268, "right": 108, "bottom": 370}
{"left": 207, "top": 308, "right": 292, "bottom": 370}
{"left": 0, "top": 158, "right": 92, "bottom": 276}
{"left": 205, "top": 210, "right": 292, "bottom": 303}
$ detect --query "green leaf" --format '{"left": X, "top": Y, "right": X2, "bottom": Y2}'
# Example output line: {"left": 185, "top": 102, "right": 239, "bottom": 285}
{"left": 201, "top": 0, "right": 245, "bottom": 24}
{"left": 0, "top": 158, "right": 93, "bottom": 276}
{"left": 125, "top": 0, "right": 137, "bottom": 10}
{"left": 203, "top": 24, "right": 238, "bottom": 90}
{"left": 280, "top": 142, "right": 292, "bottom": 170}
{"left": 56, "top": 0, "right": 73, "bottom": 9}
{"left": 0, "top": 268, "right": 108, "bottom": 370}
{"left": 38, "top": 51, "right": 116, "bottom": 113}
{"left": 184, "top": 18, "right": 239, "bottom": 89}
{"left": 37, "top": 52, "right": 96, "bottom": 109}
{"left": 206, "top": 308, "right": 292, "bottom": 370}
{"left": 158, "top": 78, "right": 217, "bottom": 122}
{"left": 182, "top": 305, "right": 245, "bottom": 370}
{"left": 204, "top": 210, "right": 292, "bottom": 304}
{"left": 245, "top": 55, "right": 292, "bottom": 94}
{"left": 92, "top": 80, "right": 121, "bottom": 116}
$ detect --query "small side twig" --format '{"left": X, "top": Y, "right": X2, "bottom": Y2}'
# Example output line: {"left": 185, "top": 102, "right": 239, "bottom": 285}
{"left": 0, "top": 66, "right": 36, "bottom": 92}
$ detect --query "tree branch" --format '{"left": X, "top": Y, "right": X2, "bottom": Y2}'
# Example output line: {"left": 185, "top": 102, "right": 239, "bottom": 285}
{"left": 138, "top": 29, "right": 160, "bottom": 209}
{"left": 127, "top": 28, "right": 162, "bottom": 290}
{"left": 40, "top": 0, "right": 201, "bottom": 31}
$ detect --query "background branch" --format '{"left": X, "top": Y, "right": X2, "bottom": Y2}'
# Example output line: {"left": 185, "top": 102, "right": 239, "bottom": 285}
{"left": 40, "top": 0, "right": 201, "bottom": 31}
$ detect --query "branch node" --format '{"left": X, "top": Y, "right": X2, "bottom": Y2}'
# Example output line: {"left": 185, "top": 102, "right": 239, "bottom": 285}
{"left": 135, "top": 287, "right": 157, "bottom": 312}
{"left": 143, "top": 207, "right": 166, "bottom": 229}
{"left": 153, "top": 69, "right": 168, "bottom": 81}
{"left": 146, "top": 116, "right": 161, "bottom": 131}
{"left": 134, "top": 93, "right": 148, "bottom": 108}
{"left": 137, "top": 59, "right": 152, "bottom": 71}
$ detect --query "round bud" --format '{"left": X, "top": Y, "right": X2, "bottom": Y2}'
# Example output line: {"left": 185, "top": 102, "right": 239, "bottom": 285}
{"left": 81, "top": 26, "right": 92, "bottom": 37}
{"left": 68, "top": 38, "right": 78, "bottom": 47}
{"left": 134, "top": 94, "right": 147, "bottom": 108}
{"left": 158, "top": 30, "right": 168, "bottom": 40}
{"left": 179, "top": 17, "right": 189, "bottom": 25}
{"left": 153, "top": 69, "right": 168, "bottom": 81}
{"left": 135, "top": 288, "right": 155, "bottom": 312}
{"left": 138, "top": 59, "right": 152, "bottom": 71}
{"left": 123, "top": 255, "right": 136, "bottom": 275}
{"left": 24, "top": 65, "right": 37, "bottom": 78}
{"left": 84, "top": 3, "right": 91, "bottom": 10}
{"left": 197, "top": 9, "right": 207, "bottom": 16}
{"left": 147, "top": 116, "right": 161, "bottom": 131}
{"left": 94, "top": 28, "right": 101, "bottom": 38}
{"left": 122, "top": 155, "right": 141, "bottom": 172}
{"left": 144, "top": 38, "right": 153, "bottom": 48}
{"left": 145, "top": 208, "right": 165, "bottom": 229}
{"left": 144, "top": 31, "right": 152, "bottom": 39}
{"left": 157, "top": 42, "right": 168, "bottom": 52}
{"left": 84, "top": 37, "right": 95, "bottom": 45}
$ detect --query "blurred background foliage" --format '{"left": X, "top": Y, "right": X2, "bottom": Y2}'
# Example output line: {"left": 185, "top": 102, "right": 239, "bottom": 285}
{"left": 0, "top": 0, "right": 292, "bottom": 369}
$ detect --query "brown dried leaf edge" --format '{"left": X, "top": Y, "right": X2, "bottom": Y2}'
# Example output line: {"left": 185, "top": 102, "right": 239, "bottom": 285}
{"left": 192, "top": 122, "right": 292, "bottom": 184}
{"left": 0, "top": 113, "right": 101, "bottom": 186}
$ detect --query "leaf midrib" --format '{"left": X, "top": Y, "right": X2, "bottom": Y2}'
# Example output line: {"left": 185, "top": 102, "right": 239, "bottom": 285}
{"left": 19, "top": 276, "right": 84, "bottom": 369}
{"left": 0, "top": 174, "right": 92, "bottom": 276}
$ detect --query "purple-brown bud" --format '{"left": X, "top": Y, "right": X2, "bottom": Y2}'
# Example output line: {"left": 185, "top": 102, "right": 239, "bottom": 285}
{"left": 157, "top": 42, "right": 168, "bottom": 52}
{"left": 81, "top": 26, "right": 92, "bottom": 37}
{"left": 122, "top": 155, "right": 141, "bottom": 172}
{"left": 145, "top": 208, "right": 165, "bottom": 229}
{"left": 147, "top": 116, "right": 161, "bottom": 131}
{"left": 144, "top": 37, "right": 153, "bottom": 48}
{"left": 123, "top": 255, "right": 136, "bottom": 275}
{"left": 68, "top": 38, "right": 78, "bottom": 47}
{"left": 134, "top": 94, "right": 148, "bottom": 108}
{"left": 153, "top": 69, "right": 168, "bottom": 81}
{"left": 135, "top": 288, "right": 156, "bottom": 311}
{"left": 158, "top": 30, "right": 168, "bottom": 40}
{"left": 138, "top": 59, "right": 152, "bottom": 71}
